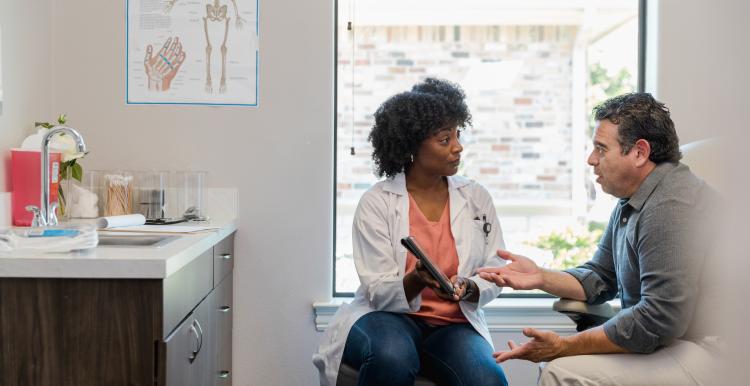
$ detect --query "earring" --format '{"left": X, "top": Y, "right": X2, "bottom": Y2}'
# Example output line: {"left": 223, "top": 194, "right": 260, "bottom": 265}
{"left": 410, "top": 154, "right": 414, "bottom": 163}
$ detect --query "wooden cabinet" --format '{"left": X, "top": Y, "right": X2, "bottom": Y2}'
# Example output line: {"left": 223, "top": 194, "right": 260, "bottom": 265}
{"left": 0, "top": 232, "right": 235, "bottom": 386}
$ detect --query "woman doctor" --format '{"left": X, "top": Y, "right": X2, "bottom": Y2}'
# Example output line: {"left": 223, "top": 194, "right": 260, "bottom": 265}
{"left": 314, "top": 78, "right": 508, "bottom": 386}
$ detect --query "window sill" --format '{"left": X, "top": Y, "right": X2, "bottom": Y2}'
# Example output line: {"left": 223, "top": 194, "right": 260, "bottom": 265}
{"left": 313, "top": 298, "right": 620, "bottom": 332}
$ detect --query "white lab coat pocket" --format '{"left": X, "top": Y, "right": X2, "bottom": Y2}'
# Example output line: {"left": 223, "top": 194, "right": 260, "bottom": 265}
{"left": 468, "top": 220, "right": 488, "bottom": 267}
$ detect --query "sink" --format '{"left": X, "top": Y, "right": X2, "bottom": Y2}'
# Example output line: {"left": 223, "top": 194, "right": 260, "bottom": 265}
{"left": 97, "top": 235, "right": 177, "bottom": 247}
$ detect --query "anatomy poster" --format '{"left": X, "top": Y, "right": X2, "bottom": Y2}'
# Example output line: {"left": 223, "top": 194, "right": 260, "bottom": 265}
{"left": 127, "top": 0, "right": 258, "bottom": 106}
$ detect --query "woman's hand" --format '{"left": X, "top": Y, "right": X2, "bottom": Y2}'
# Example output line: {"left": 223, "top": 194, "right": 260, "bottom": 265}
{"left": 412, "top": 260, "right": 438, "bottom": 288}
{"left": 418, "top": 261, "right": 459, "bottom": 300}
{"left": 452, "top": 276, "right": 479, "bottom": 303}
{"left": 407, "top": 261, "right": 462, "bottom": 301}
{"left": 404, "top": 260, "right": 454, "bottom": 301}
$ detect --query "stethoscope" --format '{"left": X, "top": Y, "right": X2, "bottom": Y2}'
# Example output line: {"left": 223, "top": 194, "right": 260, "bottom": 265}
{"left": 474, "top": 214, "right": 492, "bottom": 238}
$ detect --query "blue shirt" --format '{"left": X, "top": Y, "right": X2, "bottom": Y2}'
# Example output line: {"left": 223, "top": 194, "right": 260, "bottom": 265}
{"left": 565, "top": 162, "right": 718, "bottom": 353}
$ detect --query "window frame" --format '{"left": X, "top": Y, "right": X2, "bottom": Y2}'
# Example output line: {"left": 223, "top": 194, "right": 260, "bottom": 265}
{"left": 332, "top": 0, "right": 647, "bottom": 298}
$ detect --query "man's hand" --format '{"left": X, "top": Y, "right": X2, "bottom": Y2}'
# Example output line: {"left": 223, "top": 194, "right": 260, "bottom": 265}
{"left": 495, "top": 326, "right": 628, "bottom": 363}
{"left": 493, "top": 328, "right": 567, "bottom": 363}
{"left": 476, "top": 249, "right": 545, "bottom": 290}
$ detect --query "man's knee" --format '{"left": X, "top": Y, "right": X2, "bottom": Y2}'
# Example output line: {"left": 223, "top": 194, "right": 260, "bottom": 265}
{"left": 538, "top": 357, "right": 589, "bottom": 386}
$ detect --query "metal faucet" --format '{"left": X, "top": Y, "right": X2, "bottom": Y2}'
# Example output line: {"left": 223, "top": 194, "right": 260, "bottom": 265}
{"left": 25, "top": 126, "right": 87, "bottom": 227}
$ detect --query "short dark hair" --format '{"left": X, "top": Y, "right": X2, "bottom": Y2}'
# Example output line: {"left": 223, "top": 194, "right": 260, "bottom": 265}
{"left": 593, "top": 92, "right": 682, "bottom": 163}
{"left": 368, "top": 78, "right": 471, "bottom": 178}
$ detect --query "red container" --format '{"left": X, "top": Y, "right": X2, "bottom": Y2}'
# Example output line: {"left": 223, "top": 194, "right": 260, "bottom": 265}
{"left": 10, "top": 149, "right": 62, "bottom": 226}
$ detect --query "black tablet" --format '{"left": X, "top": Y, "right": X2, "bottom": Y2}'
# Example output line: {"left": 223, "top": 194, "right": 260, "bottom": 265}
{"left": 401, "top": 236, "right": 455, "bottom": 296}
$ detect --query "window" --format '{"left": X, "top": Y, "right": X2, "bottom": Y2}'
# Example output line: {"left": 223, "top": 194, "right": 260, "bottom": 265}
{"left": 335, "top": 0, "right": 643, "bottom": 296}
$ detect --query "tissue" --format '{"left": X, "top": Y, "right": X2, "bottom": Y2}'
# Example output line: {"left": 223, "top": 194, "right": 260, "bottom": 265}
{"left": 66, "top": 184, "right": 99, "bottom": 218}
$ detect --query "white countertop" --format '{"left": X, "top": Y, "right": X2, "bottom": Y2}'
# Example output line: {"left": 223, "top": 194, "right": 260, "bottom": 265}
{"left": 0, "top": 216, "right": 238, "bottom": 279}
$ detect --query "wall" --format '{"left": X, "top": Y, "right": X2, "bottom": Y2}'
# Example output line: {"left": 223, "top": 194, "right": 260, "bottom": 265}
{"left": 49, "top": 0, "right": 333, "bottom": 385}
{"left": 0, "top": 1, "right": 54, "bottom": 191}
{"left": 654, "top": 0, "right": 750, "bottom": 144}
{"left": 655, "top": 3, "right": 750, "bottom": 385}
{"left": 0, "top": 0, "right": 745, "bottom": 385}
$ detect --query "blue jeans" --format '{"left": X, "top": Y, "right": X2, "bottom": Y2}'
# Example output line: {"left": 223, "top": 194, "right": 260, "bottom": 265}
{"left": 342, "top": 311, "right": 508, "bottom": 386}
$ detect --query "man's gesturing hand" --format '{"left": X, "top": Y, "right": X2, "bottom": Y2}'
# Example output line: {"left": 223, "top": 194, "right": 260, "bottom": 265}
{"left": 476, "top": 249, "right": 545, "bottom": 290}
{"left": 493, "top": 328, "right": 566, "bottom": 363}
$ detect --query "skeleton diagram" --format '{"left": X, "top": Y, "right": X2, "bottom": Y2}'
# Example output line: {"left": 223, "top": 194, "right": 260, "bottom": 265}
{"left": 166, "top": 0, "right": 245, "bottom": 93}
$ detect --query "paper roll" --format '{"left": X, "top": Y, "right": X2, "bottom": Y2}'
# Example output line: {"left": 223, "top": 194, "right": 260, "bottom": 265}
{"left": 96, "top": 214, "right": 146, "bottom": 229}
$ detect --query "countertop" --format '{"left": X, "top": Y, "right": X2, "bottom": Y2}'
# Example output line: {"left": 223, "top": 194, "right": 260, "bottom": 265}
{"left": 0, "top": 216, "right": 238, "bottom": 279}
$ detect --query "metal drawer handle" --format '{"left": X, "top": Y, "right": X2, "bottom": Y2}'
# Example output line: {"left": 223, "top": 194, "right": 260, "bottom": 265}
{"left": 217, "top": 253, "right": 232, "bottom": 260}
{"left": 219, "top": 306, "right": 232, "bottom": 313}
{"left": 188, "top": 323, "right": 199, "bottom": 363}
{"left": 218, "top": 371, "right": 231, "bottom": 379}
{"left": 195, "top": 319, "right": 204, "bottom": 353}
{"left": 188, "top": 319, "right": 204, "bottom": 363}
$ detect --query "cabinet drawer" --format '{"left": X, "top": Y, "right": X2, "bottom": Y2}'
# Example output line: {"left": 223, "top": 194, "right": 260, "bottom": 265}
{"left": 163, "top": 248, "right": 213, "bottom": 338}
{"left": 213, "top": 233, "right": 235, "bottom": 287}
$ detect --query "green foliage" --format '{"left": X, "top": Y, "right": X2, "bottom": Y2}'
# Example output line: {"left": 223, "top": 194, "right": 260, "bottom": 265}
{"left": 60, "top": 160, "right": 83, "bottom": 182}
{"left": 528, "top": 222, "right": 605, "bottom": 269}
{"left": 589, "top": 63, "right": 632, "bottom": 98}
{"left": 34, "top": 114, "right": 67, "bottom": 129}
{"left": 587, "top": 63, "right": 635, "bottom": 136}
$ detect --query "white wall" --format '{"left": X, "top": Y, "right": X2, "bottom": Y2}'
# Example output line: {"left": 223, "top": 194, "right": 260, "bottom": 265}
{"left": 0, "top": 0, "right": 746, "bottom": 385}
{"left": 654, "top": 0, "right": 750, "bottom": 144}
{"left": 0, "top": 1, "right": 54, "bottom": 191}
{"left": 655, "top": 3, "right": 750, "bottom": 385}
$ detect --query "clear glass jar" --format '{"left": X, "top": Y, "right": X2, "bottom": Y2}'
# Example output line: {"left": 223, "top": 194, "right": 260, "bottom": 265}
{"left": 135, "top": 171, "right": 170, "bottom": 220}
{"left": 175, "top": 171, "right": 207, "bottom": 220}
{"left": 63, "top": 170, "right": 103, "bottom": 219}
{"left": 102, "top": 171, "right": 135, "bottom": 216}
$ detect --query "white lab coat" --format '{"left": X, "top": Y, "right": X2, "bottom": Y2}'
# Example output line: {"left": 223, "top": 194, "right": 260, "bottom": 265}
{"left": 313, "top": 174, "right": 507, "bottom": 386}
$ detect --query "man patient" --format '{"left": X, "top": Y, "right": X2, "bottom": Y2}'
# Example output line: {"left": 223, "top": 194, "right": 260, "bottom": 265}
{"left": 478, "top": 93, "right": 720, "bottom": 386}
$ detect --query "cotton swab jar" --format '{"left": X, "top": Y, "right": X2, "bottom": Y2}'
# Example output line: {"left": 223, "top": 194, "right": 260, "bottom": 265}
{"left": 102, "top": 172, "right": 134, "bottom": 216}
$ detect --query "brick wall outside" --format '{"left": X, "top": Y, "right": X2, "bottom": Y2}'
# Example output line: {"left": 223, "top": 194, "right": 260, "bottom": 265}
{"left": 338, "top": 25, "right": 579, "bottom": 204}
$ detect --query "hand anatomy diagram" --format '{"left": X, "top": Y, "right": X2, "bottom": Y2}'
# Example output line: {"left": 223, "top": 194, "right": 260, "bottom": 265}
{"left": 166, "top": 0, "right": 246, "bottom": 94}
{"left": 144, "top": 36, "right": 186, "bottom": 92}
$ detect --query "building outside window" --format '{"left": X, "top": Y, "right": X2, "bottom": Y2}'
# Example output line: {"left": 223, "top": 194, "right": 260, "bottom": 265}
{"left": 335, "top": 0, "right": 641, "bottom": 295}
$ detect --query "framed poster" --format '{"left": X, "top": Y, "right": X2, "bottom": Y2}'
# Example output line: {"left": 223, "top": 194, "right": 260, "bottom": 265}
{"left": 127, "top": 0, "right": 258, "bottom": 106}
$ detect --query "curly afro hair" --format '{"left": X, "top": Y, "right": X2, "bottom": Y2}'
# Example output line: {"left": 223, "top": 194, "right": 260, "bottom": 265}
{"left": 368, "top": 78, "right": 472, "bottom": 178}
{"left": 593, "top": 92, "right": 682, "bottom": 164}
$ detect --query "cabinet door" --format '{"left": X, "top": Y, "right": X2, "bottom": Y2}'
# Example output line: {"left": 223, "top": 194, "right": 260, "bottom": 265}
{"left": 214, "top": 275, "right": 233, "bottom": 385}
{"left": 163, "top": 312, "right": 196, "bottom": 386}
{"left": 192, "top": 295, "right": 214, "bottom": 386}
{"left": 164, "top": 298, "right": 212, "bottom": 386}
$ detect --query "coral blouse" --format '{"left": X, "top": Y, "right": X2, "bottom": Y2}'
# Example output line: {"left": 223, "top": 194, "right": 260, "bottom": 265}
{"left": 405, "top": 194, "right": 468, "bottom": 325}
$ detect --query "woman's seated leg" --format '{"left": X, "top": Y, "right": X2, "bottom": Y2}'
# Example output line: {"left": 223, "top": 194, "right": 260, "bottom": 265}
{"left": 342, "top": 311, "right": 423, "bottom": 386}
{"left": 421, "top": 323, "right": 508, "bottom": 386}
